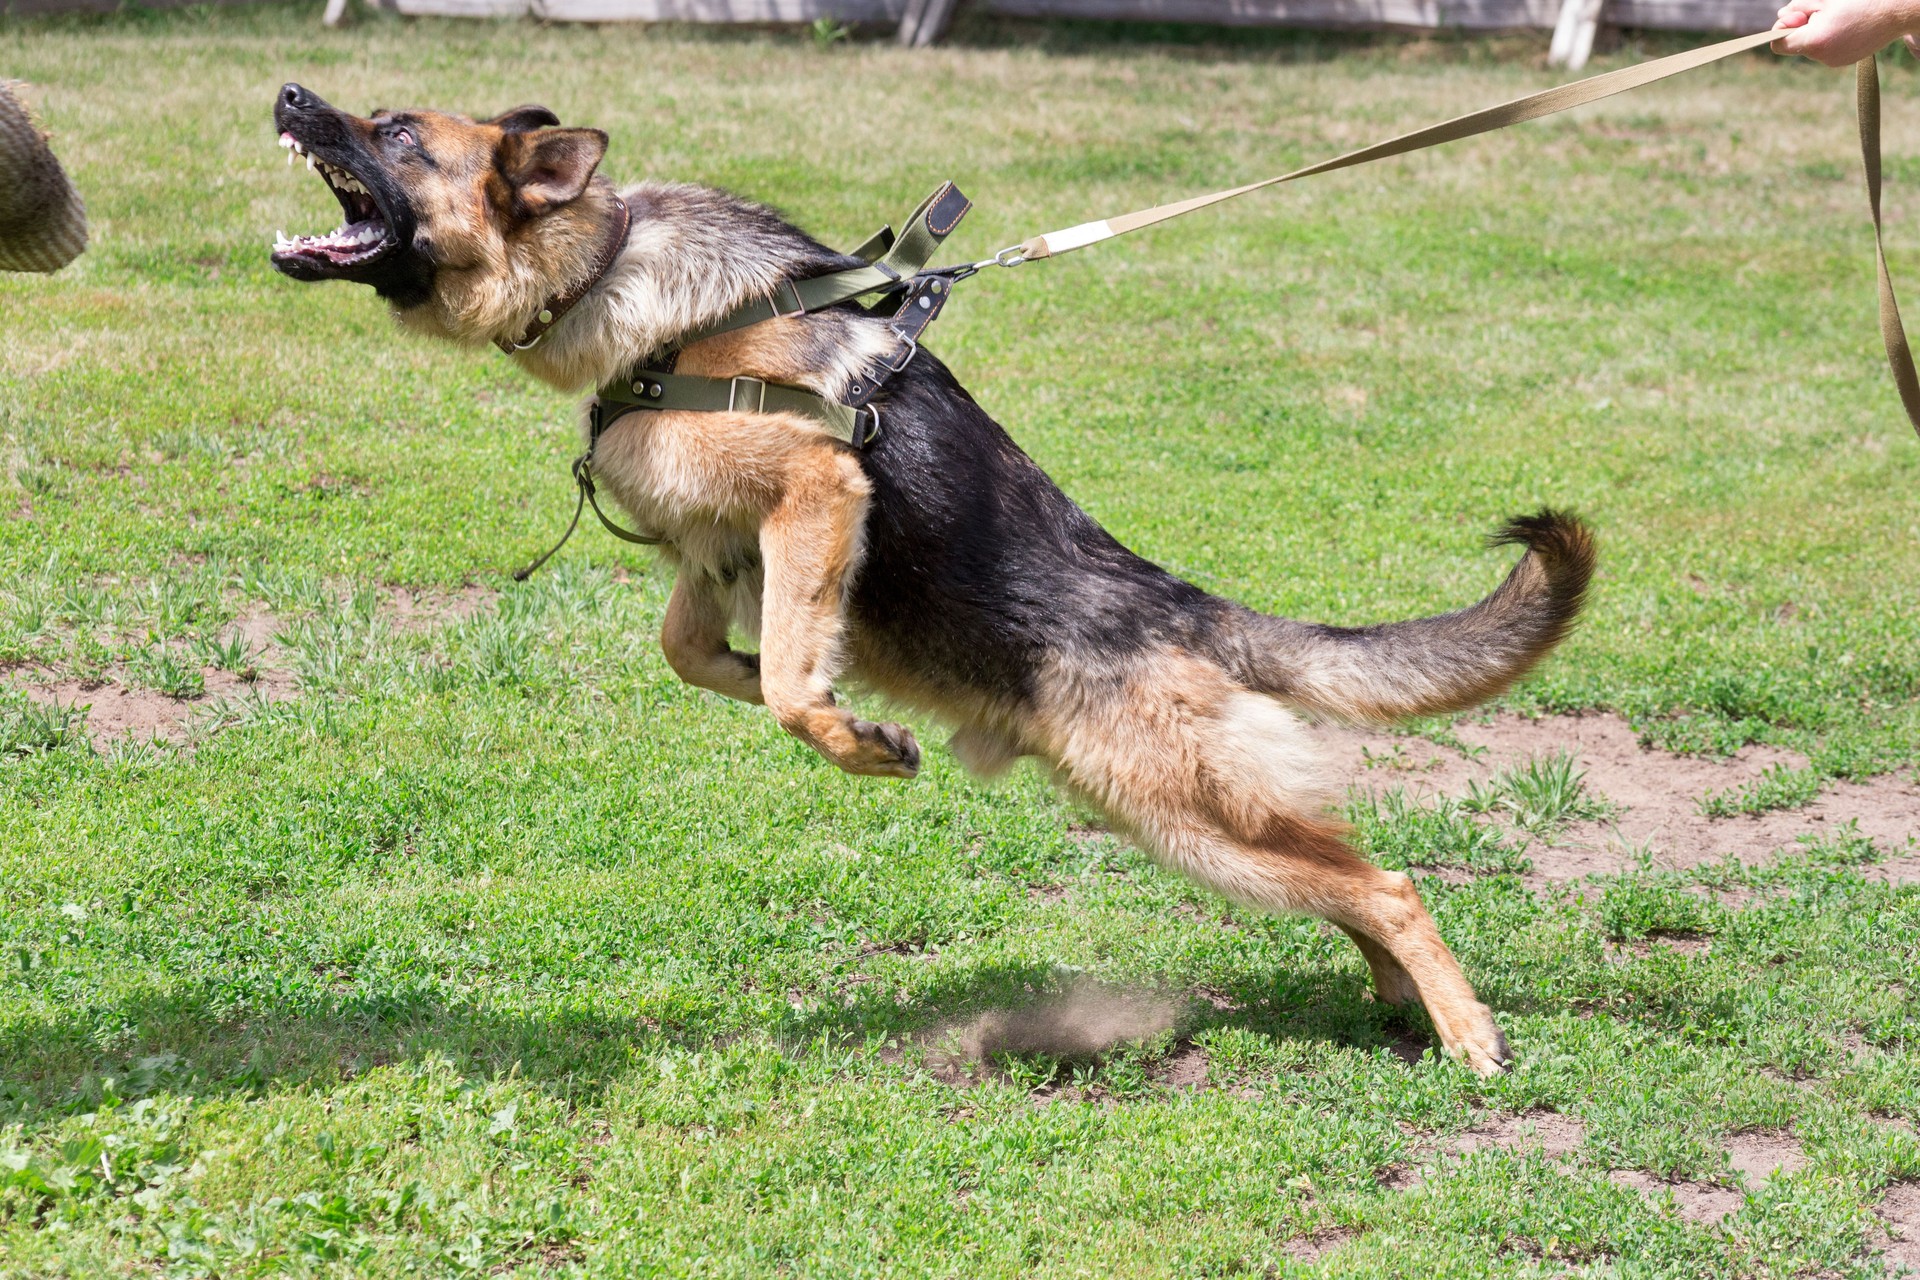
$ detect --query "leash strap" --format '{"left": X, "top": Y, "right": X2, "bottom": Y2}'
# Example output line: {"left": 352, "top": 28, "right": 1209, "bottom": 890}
{"left": 511, "top": 407, "right": 670, "bottom": 578}
{"left": 1011, "top": 30, "right": 1788, "bottom": 262}
{"left": 1004, "top": 32, "right": 1920, "bottom": 439}
{"left": 1859, "top": 56, "right": 1920, "bottom": 438}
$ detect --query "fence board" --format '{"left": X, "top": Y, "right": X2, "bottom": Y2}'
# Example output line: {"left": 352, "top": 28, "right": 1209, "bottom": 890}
{"left": 2, "top": 0, "right": 1785, "bottom": 38}
{"left": 387, "top": 0, "right": 905, "bottom": 16}
{"left": 1607, "top": 0, "right": 1774, "bottom": 28}
{"left": 979, "top": 0, "right": 1560, "bottom": 26}
{"left": 536, "top": 0, "right": 903, "bottom": 18}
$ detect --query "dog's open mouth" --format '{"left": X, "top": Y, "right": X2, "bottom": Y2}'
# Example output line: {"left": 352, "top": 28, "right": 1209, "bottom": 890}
{"left": 270, "top": 131, "right": 393, "bottom": 273}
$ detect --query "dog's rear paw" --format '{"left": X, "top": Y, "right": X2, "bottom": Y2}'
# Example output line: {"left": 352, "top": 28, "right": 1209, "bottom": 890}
{"left": 843, "top": 719, "right": 921, "bottom": 779}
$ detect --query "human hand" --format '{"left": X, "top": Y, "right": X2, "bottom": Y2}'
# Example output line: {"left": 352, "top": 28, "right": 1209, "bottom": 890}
{"left": 1773, "top": 0, "right": 1920, "bottom": 66}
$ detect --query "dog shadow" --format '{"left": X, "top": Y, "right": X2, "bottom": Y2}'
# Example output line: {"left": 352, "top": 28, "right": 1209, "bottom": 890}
{"left": 773, "top": 960, "right": 1444, "bottom": 1077}
{"left": 0, "top": 959, "right": 1456, "bottom": 1114}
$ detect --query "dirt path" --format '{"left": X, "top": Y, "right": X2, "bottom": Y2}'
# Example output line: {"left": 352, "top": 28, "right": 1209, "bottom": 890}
{"left": 1328, "top": 713, "right": 1919, "bottom": 883}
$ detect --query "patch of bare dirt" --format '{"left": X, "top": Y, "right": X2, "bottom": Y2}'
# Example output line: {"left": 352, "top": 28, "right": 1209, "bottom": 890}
{"left": 16, "top": 630, "right": 297, "bottom": 749}
{"left": 1868, "top": 854, "right": 1920, "bottom": 887}
{"left": 1453, "top": 1111, "right": 1588, "bottom": 1159}
{"left": 4, "top": 586, "right": 505, "bottom": 752}
{"left": 1725, "top": 1130, "right": 1807, "bottom": 1184}
{"left": 1155, "top": 1045, "right": 1210, "bottom": 1092}
{"left": 1281, "top": 1227, "right": 1358, "bottom": 1262}
{"left": 1385, "top": 1110, "right": 1586, "bottom": 1190}
{"left": 1330, "top": 713, "right": 1920, "bottom": 883}
{"left": 1606, "top": 1169, "right": 1745, "bottom": 1225}
{"left": 1386, "top": 1030, "right": 1430, "bottom": 1066}
{"left": 382, "top": 585, "right": 493, "bottom": 631}
{"left": 1872, "top": 1182, "right": 1920, "bottom": 1271}
{"left": 1375, "top": 1162, "right": 1419, "bottom": 1191}
{"left": 940, "top": 982, "right": 1180, "bottom": 1064}
{"left": 1606, "top": 933, "right": 1712, "bottom": 962}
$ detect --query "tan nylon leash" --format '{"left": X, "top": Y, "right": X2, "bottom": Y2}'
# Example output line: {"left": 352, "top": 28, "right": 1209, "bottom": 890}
{"left": 1859, "top": 56, "right": 1920, "bottom": 433}
{"left": 983, "top": 30, "right": 1920, "bottom": 439}
{"left": 1007, "top": 29, "right": 1789, "bottom": 261}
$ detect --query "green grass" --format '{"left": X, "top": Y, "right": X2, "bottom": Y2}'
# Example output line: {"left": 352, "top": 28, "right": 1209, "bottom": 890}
{"left": 2, "top": 7, "right": 1919, "bottom": 1276}
{"left": 1699, "top": 762, "right": 1828, "bottom": 819}
{"left": 1349, "top": 787, "right": 1531, "bottom": 876}
{"left": 1463, "top": 750, "right": 1615, "bottom": 835}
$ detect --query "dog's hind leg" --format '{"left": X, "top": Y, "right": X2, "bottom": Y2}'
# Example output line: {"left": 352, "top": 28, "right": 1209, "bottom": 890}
{"left": 662, "top": 571, "right": 763, "bottom": 704}
{"left": 757, "top": 444, "right": 921, "bottom": 779}
{"left": 1339, "top": 927, "right": 1421, "bottom": 1008}
{"left": 1046, "top": 661, "right": 1507, "bottom": 1074}
{"left": 1168, "top": 815, "right": 1505, "bottom": 1073}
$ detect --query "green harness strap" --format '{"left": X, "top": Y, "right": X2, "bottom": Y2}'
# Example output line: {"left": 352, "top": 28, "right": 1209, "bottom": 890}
{"left": 669, "top": 182, "right": 972, "bottom": 349}
{"left": 598, "top": 370, "right": 880, "bottom": 448}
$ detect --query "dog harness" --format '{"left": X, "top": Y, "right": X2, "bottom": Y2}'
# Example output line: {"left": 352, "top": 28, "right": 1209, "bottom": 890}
{"left": 512, "top": 182, "right": 973, "bottom": 577}
{"left": 598, "top": 181, "right": 973, "bottom": 448}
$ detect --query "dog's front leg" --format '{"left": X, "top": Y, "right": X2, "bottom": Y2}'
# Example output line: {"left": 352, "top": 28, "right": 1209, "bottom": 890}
{"left": 757, "top": 446, "right": 920, "bottom": 780}
{"left": 661, "top": 572, "right": 763, "bottom": 704}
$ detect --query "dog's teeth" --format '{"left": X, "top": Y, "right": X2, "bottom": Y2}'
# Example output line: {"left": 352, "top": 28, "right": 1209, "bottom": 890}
{"left": 306, "top": 155, "right": 316, "bottom": 171}
{"left": 286, "top": 150, "right": 295, "bottom": 167}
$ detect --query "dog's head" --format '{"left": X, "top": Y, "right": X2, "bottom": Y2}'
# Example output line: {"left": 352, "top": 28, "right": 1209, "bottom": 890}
{"left": 270, "top": 83, "right": 608, "bottom": 317}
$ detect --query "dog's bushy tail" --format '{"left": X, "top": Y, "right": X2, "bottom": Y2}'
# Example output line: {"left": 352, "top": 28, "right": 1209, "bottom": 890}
{"left": 1221, "top": 510, "right": 1596, "bottom": 725}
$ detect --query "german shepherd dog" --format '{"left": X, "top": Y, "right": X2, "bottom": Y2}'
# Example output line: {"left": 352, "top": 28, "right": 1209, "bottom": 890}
{"left": 269, "top": 83, "right": 1594, "bottom": 1074}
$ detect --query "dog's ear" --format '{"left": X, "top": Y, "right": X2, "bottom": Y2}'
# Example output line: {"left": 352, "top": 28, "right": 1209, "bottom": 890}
{"left": 486, "top": 105, "right": 561, "bottom": 133}
{"left": 495, "top": 127, "right": 608, "bottom": 218}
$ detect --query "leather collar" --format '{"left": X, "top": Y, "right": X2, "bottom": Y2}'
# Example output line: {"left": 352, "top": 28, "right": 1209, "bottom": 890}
{"left": 495, "top": 194, "right": 632, "bottom": 355}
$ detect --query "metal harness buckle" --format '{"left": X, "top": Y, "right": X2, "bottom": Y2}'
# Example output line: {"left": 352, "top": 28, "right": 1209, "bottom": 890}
{"left": 727, "top": 376, "right": 767, "bottom": 413}
{"left": 881, "top": 335, "right": 918, "bottom": 374}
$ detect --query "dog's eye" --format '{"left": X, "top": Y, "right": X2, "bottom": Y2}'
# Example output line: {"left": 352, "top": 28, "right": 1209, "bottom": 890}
{"left": 381, "top": 123, "right": 416, "bottom": 148}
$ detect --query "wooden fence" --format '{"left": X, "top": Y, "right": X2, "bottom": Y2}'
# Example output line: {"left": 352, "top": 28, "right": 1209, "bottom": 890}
{"left": 4, "top": 0, "right": 1784, "bottom": 68}
{"left": 370, "top": 0, "right": 1781, "bottom": 62}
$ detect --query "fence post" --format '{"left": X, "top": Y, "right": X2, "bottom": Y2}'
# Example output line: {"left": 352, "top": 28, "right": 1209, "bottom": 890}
{"left": 1549, "top": 0, "right": 1604, "bottom": 68}
{"left": 897, "top": 0, "right": 960, "bottom": 45}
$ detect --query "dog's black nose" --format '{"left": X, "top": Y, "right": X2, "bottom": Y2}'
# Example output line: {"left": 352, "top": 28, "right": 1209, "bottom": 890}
{"left": 280, "top": 83, "right": 325, "bottom": 112}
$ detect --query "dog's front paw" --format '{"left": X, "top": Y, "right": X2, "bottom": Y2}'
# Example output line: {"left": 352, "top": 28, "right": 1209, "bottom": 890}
{"left": 842, "top": 719, "right": 920, "bottom": 779}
